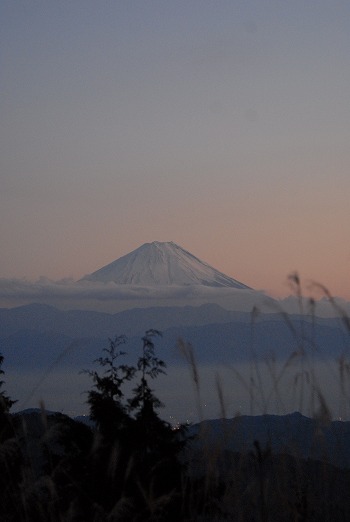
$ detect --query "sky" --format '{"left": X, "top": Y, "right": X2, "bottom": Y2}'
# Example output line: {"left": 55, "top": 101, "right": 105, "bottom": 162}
{"left": 2, "top": 1, "right": 350, "bottom": 299}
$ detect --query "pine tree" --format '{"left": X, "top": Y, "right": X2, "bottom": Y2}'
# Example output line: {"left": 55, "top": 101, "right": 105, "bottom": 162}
{"left": 83, "top": 332, "right": 188, "bottom": 521}
{"left": 127, "top": 331, "right": 188, "bottom": 521}
{"left": 84, "top": 335, "right": 135, "bottom": 440}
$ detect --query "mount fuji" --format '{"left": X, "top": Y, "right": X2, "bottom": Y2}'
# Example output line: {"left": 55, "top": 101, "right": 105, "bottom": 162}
{"left": 82, "top": 241, "right": 250, "bottom": 289}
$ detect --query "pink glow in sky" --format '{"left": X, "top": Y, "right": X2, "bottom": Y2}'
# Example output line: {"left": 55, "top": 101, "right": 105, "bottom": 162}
{"left": 1, "top": 2, "right": 350, "bottom": 299}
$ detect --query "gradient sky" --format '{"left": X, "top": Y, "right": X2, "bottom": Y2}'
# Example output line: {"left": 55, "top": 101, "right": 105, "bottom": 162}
{"left": 2, "top": 1, "right": 350, "bottom": 299}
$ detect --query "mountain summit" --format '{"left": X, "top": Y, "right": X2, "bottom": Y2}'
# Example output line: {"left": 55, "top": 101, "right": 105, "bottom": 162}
{"left": 82, "top": 241, "right": 250, "bottom": 288}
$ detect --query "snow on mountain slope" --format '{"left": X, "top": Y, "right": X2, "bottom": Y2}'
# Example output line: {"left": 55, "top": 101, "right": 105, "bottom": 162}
{"left": 82, "top": 241, "right": 250, "bottom": 289}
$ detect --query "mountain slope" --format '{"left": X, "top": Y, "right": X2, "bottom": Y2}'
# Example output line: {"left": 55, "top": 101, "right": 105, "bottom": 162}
{"left": 82, "top": 241, "right": 250, "bottom": 288}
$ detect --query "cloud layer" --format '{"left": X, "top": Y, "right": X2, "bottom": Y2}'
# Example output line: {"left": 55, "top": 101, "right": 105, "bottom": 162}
{"left": 0, "top": 277, "right": 348, "bottom": 317}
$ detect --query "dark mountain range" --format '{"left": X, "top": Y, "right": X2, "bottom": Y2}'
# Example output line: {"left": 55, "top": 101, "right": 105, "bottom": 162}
{"left": 13, "top": 408, "right": 350, "bottom": 469}
{"left": 189, "top": 411, "right": 350, "bottom": 469}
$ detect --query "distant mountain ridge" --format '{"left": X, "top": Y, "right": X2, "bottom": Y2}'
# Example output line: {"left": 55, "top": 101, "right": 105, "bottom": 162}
{"left": 0, "top": 302, "right": 252, "bottom": 338}
{"left": 82, "top": 241, "right": 250, "bottom": 288}
{"left": 1, "top": 302, "right": 348, "bottom": 371}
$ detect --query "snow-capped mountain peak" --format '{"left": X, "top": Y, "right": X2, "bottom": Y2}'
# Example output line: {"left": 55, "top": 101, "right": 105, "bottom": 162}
{"left": 82, "top": 241, "right": 250, "bottom": 289}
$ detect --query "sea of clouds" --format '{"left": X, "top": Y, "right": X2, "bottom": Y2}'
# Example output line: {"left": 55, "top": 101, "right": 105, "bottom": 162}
{"left": 0, "top": 277, "right": 348, "bottom": 317}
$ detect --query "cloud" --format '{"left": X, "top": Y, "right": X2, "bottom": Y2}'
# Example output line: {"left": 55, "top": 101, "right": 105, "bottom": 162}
{"left": 0, "top": 277, "right": 348, "bottom": 317}
{"left": 0, "top": 277, "right": 273, "bottom": 312}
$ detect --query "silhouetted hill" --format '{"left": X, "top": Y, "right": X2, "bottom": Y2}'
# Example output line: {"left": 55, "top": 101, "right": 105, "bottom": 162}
{"left": 189, "top": 412, "right": 350, "bottom": 469}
